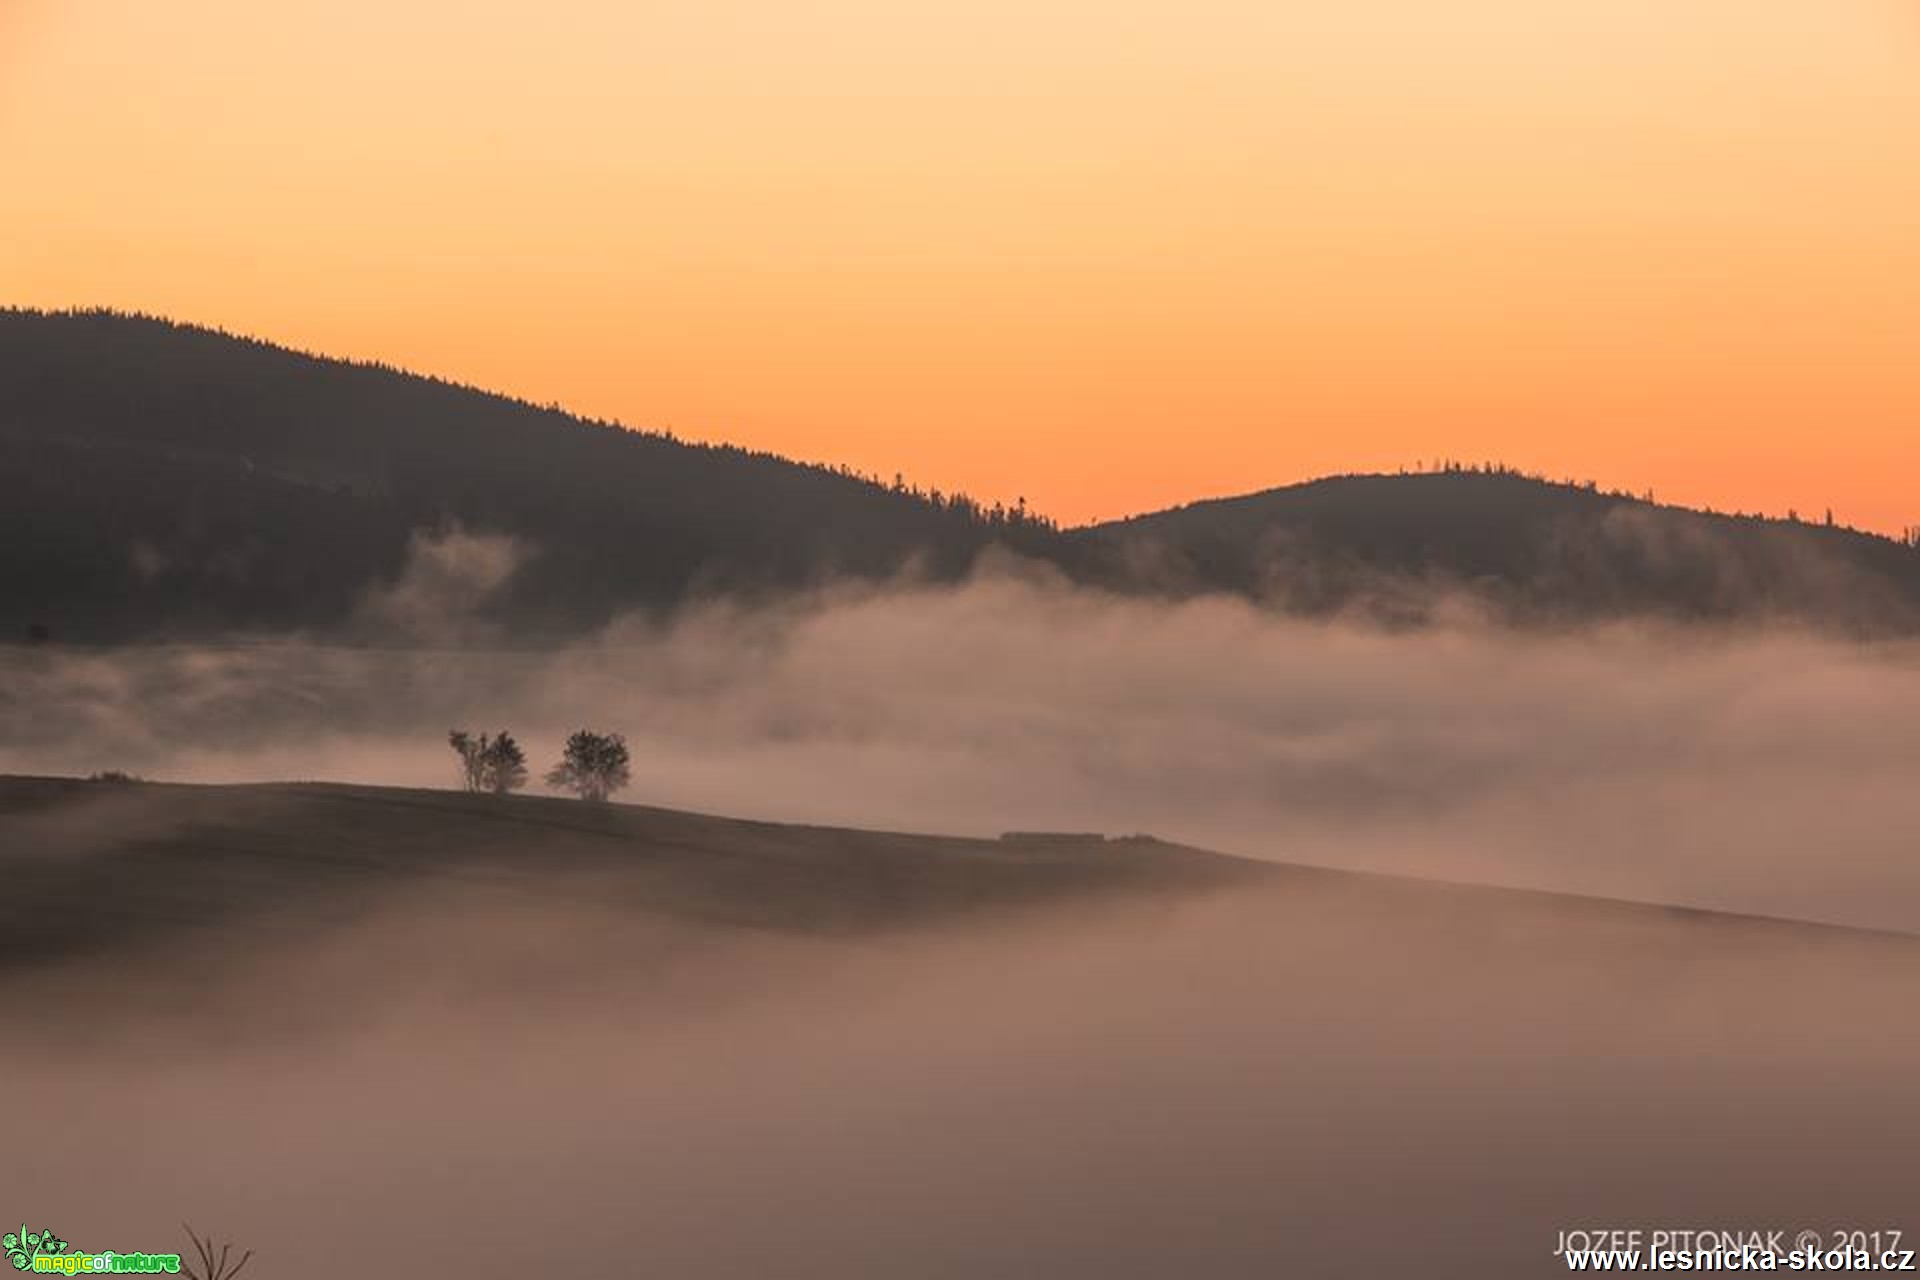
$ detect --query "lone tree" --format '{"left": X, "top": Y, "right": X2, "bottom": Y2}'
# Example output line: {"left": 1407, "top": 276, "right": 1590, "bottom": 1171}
{"left": 481, "top": 732, "right": 528, "bottom": 795}
{"left": 449, "top": 730, "right": 487, "bottom": 791}
{"left": 448, "top": 729, "right": 529, "bottom": 795}
{"left": 546, "top": 730, "right": 630, "bottom": 802}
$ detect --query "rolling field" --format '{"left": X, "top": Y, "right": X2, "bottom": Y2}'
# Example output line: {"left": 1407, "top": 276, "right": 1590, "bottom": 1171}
{"left": 5, "top": 775, "right": 1917, "bottom": 1277}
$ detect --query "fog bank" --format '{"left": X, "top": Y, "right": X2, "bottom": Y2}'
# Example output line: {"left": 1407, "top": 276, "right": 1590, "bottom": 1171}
{"left": 8, "top": 879, "right": 1916, "bottom": 1279}
{"left": 7, "top": 571, "right": 1920, "bottom": 929}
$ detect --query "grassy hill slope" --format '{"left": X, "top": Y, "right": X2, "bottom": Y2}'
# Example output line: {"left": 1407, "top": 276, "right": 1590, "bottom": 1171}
{"left": 0, "top": 775, "right": 1256, "bottom": 972}
{"left": 4, "top": 774, "right": 1904, "bottom": 979}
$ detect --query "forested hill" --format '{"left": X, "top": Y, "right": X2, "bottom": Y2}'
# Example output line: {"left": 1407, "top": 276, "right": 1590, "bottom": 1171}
{"left": 5, "top": 308, "right": 1919, "bottom": 641}
{"left": 1080, "top": 469, "right": 1920, "bottom": 631}
{"left": 0, "top": 309, "right": 1056, "bottom": 641}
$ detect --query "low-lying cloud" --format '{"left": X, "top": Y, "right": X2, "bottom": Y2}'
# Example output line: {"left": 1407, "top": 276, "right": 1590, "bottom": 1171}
{"left": 352, "top": 525, "right": 526, "bottom": 642}
{"left": 6, "top": 570, "right": 1920, "bottom": 930}
{"left": 8, "top": 878, "right": 1918, "bottom": 1279}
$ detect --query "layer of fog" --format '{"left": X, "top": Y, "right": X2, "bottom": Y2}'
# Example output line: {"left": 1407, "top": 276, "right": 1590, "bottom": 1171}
{"left": 9, "top": 877, "right": 1917, "bottom": 1279}
{"left": 7, "top": 538, "right": 1920, "bottom": 931}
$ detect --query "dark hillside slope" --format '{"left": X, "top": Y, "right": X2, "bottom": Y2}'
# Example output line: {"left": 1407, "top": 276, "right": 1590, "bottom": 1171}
{"left": 4, "top": 775, "right": 1908, "bottom": 985}
{"left": 7, "top": 310, "right": 1919, "bottom": 639}
{"left": 1083, "top": 470, "right": 1920, "bottom": 630}
{"left": 0, "top": 310, "right": 1056, "bottom": 641}
{"left": 0, "top": 776, "right": 1256, "bottom": 972}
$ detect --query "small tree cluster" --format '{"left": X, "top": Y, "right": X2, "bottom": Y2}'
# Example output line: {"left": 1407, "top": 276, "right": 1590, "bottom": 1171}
{"left": 448, "top": 729, "right": 529, "bottom": 795}
{"left": 447, "top": 728, "right": 631, "bottom": 802}
{"left": 546, "top": 730, "right": 630, "bottom": 803}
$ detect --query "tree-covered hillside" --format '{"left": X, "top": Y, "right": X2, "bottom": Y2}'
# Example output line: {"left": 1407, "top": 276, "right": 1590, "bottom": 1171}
{"left": 6, "top": 309, "right": 1918, "bottom": 641}
{"left": 0, "top": 309, "right": 1056, "bottom": 640}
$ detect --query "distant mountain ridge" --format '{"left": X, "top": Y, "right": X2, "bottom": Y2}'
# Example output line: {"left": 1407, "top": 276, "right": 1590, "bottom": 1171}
{"left": 0, "top": 309, "right": 1056, "bottom": 641}
{"left": 4, "top": 308, "right": 1918, "bottom": 641}
{"left": 1079, "top": 468, "right": 1920, "bottom": 631}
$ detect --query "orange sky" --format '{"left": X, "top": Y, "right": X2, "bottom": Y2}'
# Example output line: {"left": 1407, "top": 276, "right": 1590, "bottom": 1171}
{"left": 3, "top": 0, "right": 1917, "bottom": 531}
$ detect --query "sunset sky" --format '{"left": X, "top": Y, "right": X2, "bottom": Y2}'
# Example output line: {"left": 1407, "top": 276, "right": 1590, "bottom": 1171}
{"left": 3, "top": 0, "right": 1916, "bottom": 531}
